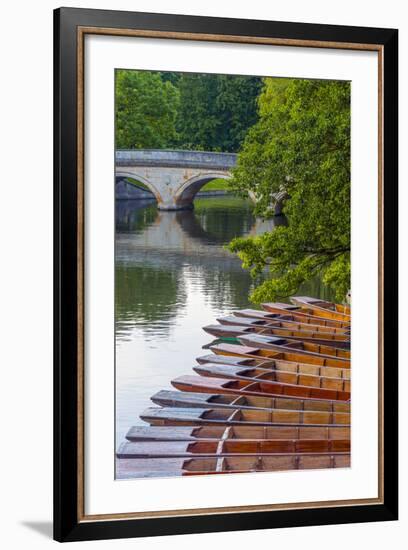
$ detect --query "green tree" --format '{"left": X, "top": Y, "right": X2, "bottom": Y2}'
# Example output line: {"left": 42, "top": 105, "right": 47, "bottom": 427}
{"left": 176, "top": 74, "right": 220, "bottom": 151}
{"left": 215, "top": 75, "right": 263, "bottom": 152}
{"left": 176, "top": 74, "right": 262, "bottom": 152}
{"left": 115, "top": 70, "right": 262, "bottom": 152}
{"left": 229, "top": 78, "right": 350, "bottom": 303}
{"left": 159, "top": 72, "right": 181, "bottom": 86}
{"left": 115, "top": 70, "right": 180, "bottom": 149}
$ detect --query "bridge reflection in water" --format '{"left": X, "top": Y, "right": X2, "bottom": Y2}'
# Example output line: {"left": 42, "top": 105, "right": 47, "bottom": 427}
{"left": 115, "top": 197, "right": 285, "bottom": 255}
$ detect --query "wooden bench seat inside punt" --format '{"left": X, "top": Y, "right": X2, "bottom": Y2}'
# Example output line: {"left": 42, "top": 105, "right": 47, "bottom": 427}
{"left": 151, "top": 390, "right": 351, "bottom": 416}
{"left": 210, "top": 342, "right": 350, "bottom": 369}
{"left": 140, "top": 406, "right": 350, "bottom": 427}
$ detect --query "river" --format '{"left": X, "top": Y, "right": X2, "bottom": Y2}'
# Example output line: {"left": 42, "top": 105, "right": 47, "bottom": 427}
{"left": 115, "top": 196, "right": 334, "bottom": 449}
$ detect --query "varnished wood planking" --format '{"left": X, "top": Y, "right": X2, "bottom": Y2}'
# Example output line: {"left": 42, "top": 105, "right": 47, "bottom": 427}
{"left": 151, "top": 389, "right": 351, "bottom": 414}
{"left": 172, "top": 374, "right": 351, "bottom": 403}
{"left": 140, "top": 407, "right": 350, "bottom": 427}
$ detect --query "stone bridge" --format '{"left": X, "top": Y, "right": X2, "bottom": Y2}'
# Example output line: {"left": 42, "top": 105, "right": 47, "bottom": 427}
{"left": 116, "top": 149, "right": 237, "bottom": 210}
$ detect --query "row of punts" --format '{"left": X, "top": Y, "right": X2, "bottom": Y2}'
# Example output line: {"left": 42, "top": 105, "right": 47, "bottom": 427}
{"left": 116, "top": 296, "right": 351, "bottom": 478}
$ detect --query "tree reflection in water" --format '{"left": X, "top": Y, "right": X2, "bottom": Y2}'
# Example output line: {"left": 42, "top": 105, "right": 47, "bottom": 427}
{"left": 115, "top": 197, "right": 333, "bottom": 340}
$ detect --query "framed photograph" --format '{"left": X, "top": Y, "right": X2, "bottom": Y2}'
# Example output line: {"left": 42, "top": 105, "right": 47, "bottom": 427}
{"left": 54, "top": 7, "right": 398, "bottom": 542}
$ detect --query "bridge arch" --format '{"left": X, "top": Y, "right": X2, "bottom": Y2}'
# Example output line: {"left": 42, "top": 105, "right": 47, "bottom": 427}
{"left": 175, "top": 172, "right": 232, "bottom": 209}
{"left": 115, "top": 170, "right": 161, "bottom": 202}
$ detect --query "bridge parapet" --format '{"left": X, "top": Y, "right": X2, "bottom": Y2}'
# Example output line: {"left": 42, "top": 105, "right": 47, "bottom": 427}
{"left": 116, "top": 149, "right": 237, "bottom": 170}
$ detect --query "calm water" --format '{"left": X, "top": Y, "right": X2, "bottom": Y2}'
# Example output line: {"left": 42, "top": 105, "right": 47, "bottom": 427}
{"left": 115, "top": 196, "right": 334, "bottom": 448}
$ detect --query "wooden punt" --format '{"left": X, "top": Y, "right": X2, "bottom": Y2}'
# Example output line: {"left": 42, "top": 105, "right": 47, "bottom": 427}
{"left": 196, "top": 352, "right": 350, "bottom": 381}
{"left": 203, "top": 323, "right": 350, "bottom": 349}
{"left": 237, "top": 334, "right": 350, "bottom": 361}
{"left": 232, "top": 309, "right": 351, "bottom": 333}
{"left": 291, "top": 296, "right": 351, "bottom": 321}
{"left": 172, "top": 374, "right": 351, "bottom": 402}
{"left": 261, "top": 303, "right": 351, "bottom": 329}
{"left": 117, "top": 439, "right": 350, "bottom": 458}
{"left": 140, "top": 406, "right": 350, "bottom": 427}
{"left": 125, "top": 424, "right": 351, "bottom": 442}
{"left": 219, "top": 315, "right": 279, "bottom": 327}
{"left": 193, "top": 363, "right": 351, "bottom": 394}
{"left": 211, "top": 342, "right": 350, "bottom": 370}
{"left": 218, "top": 315, "right": 351, "bottom": 340}
{"left": 151, "top": 389, "right": 351, "bottom": 416}
{"left": 116, "top": 453, "right": 350, "bottom": 478}
{"left": 291, "top": 296, "right": 351, "bottom": 314}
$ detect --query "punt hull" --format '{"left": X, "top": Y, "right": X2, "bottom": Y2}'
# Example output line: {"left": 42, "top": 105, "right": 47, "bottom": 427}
{"left": 140, "top": 406, "right": 350, "bottom": 428}
{"left": 172, "top": 375, "right": 351, "bottom": 403}
{"left": 290, "top": 296, "right": 350, "bottom": 316}
{"left": 151, "top": 389, "right": 351, "bottom": 415}
{"left": 193, "top": 363, "right": 351, "bottom": 394}
{"left": 231, "top": 309, "right": 351, "bottom": 334}
{"left": 152, "top": 390, "right": 350, "bottom": 425}
{"left": 219, "top": 314, "right": 350, "bottom": 336}
{"left": 261, "top": 303, "right": 351, "bottom": 329}
{"left": 116, "top": 454, "right": 351, "bottom": 478}
{"left": 237, "top": 334, "right": 351, "bottom": 361}
{"left": 125, "top": 424, "right": 351, "bottom": 442}
{"left": 211, "top": 342, "right": 350, "bottom": 370}
{"left": 196, "top": 354, "right": 351, "bottom": 382}
{"left": 117, "top": 439, "right": 350, "bottom": 458}
{"left": 205, "top": 323, "right": 350, "bottom": 349}
{"left": 290, "top": 296, "right": 351, "bottom": 321}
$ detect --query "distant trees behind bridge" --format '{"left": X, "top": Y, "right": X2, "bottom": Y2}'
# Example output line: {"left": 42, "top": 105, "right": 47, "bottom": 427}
{"left": 115, "top": 70, "right": 262, "bottom": 153}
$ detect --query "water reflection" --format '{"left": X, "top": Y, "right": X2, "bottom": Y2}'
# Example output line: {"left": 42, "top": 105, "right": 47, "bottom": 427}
{"left": 115, "top": 199, "right": 157, "bottom": 233}
{"left": 115, "top": 198, "right": 278, "bottom": 340}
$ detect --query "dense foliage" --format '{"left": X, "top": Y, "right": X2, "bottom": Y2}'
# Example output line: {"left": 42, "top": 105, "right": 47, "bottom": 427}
{"left": 176, "top": 74, "right": 262, "bottom": 152}
{"left": 115, "top": 70, "right": 262, "bottom": 152}
{"left": 115, "top": 70, "right": 180, "bottom": 149}
{"left": 228, "top": 78, "right": 351, "bottom": 302}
